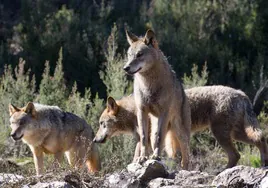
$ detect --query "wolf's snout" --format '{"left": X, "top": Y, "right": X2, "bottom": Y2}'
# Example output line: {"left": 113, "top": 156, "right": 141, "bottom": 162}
{"left": 10, "top": 132, "right": 15, "bottom": 138}
{"left": 123, "top": 66, "right": 130, "bottom": 72}
{"left": 10, "top": 132, "right": 23, "bottom": 141}
{"left": 93, "top": 135, "right": 106, "bottom": 143}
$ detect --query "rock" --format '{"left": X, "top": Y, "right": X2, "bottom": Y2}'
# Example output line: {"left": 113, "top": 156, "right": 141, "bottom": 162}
{"left": 175, "top": 170, "right": 215, "bottom": 186}
{"left": 261, "top": 176, "right": 268, "bottom": 188}
{"left": 212, "top": 165, "right": 268, "bottom": 187}
{"left": 105, "top": 170, "right": 140, "bottom": 188}
{"left": 105, "top": 160, "right": 169, "bottom": 188}
{"left": 0, "top": 173, "right": 24, "bottom": 185}
{"left": 147, "top": 177, "right": 174, "bottom": 188}
{"left": 127, "top": 160, "right": 169, "bottom": 182}
{"left": 23, "top": 181, "right": 72, "bottom": 188}
{"left": 148, "top": 170, "right": 215, "bottom": 188}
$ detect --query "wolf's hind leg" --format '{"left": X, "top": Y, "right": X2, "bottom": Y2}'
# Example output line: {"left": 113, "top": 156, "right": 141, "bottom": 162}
{"left": 211, "top": 123, "right": 240, "bottom": 168}
{"left": 173, "top": 117, "right": 190, "bottom": 170}
{"left": 233, "top": 130, "right": 268, "bottom": 167}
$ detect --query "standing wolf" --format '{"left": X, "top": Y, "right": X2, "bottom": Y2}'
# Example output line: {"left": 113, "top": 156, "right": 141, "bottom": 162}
{"left": 94, "top": 86, "right": 268, "bottom": 169}
{"left": 9, "top": 102, "right": 100, "bottom": 175}
{"left": 123, "top": 29, "right": 191, "bottom": 169}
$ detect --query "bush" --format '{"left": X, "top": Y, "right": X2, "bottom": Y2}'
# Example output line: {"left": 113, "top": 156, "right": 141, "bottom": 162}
{"left": 37, "top": 48, "right": 67, "bottom": 108}
{"left": 98, "top": 24, "right": 135, "bottom": 173}
{"left": 0, "top": 58, "right": 36, "bottom": 158}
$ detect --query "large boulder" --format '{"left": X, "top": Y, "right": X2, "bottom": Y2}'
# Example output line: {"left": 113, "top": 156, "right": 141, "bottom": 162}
{"left": 212, "top": 165, "right": 268, "bottom": 187}
{"left": 104, "top": 160, "right": 169, "bottom": 188}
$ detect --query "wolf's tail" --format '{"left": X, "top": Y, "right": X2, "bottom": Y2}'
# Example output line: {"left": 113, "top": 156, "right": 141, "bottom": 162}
{"left": 243, "top": 98, "right": 262, "bottom": 142}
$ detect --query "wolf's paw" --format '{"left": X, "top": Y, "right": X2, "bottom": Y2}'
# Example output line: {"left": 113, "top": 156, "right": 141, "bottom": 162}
{"left": 150, "top": 154, "right": 161, "bottom": 161}
{"left": 137, "top": 156, "right": 148, "bottom": 164}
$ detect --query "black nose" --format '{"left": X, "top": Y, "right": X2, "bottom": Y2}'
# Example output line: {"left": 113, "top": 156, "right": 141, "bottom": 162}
{"left": 10, "top": 133, "right": 15, "bottom": 138}
{"left": 123, "top": 66, "right": 130, "bottom": 72}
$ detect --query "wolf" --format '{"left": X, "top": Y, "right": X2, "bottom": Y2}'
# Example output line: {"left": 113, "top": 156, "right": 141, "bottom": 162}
{"left": 123, "top": 29, "right": 192, "bottom": 169}
{"left": 9, "top": 102, "right": 100, "bottom": 175}
{"left": 94, "top": 85, "right": 268, "bottom": 169}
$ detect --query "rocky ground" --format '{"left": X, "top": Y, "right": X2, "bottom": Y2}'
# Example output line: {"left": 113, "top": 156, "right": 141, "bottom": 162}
{"left": 1, "top": 159, "right": 268, "bottom": 188}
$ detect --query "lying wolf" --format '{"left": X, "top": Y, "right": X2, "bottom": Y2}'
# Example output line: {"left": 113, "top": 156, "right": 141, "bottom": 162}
{"left": 94, "top": 86, "right": 268, "bottom": 169}
{"left": 123, "top": 29, "right": 191, "bottom": 169}
{"left": 9, "top": 102, "right": 100, "bottom": 175}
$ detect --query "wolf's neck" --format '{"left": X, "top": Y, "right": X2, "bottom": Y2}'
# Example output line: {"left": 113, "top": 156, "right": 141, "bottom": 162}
{"left": 135, "top": 54, "right": 173, "bottom": 88}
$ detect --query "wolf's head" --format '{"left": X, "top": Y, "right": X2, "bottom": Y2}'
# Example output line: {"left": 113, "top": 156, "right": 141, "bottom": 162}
{"left": 93, "top": 97, "right": 121, "bottom": 143}
{"left": 93, "top": 96, "right": 135, "bottom": 143}
{"left": 9, "top": 102, "right": 37, "bottom": 141}
{"left": 123, "top": 29, "right": 159, "bottom": 75}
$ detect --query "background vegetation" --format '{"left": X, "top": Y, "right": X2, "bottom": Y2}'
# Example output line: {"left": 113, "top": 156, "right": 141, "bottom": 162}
{"left": 0, "top": 0, "right": 268, "bottom": 175}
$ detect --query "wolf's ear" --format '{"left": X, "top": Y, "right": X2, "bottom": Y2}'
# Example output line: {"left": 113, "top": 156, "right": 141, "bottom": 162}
{"left": 144, "top": 29, "right": 158, "bottom": 48}
{"left": 24, "top": 102, "right": 36, "bottom": 117}
{"left": 126, "top": 30, "right": 139, "bottom": 45}
{"left": 9, "top": 104, "right": 20, "bottom": 116}
{"left": 107, "top": 97, "right": 118, "bottom": 115}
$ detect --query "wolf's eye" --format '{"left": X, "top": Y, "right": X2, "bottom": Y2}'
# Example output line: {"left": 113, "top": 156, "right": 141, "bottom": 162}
{"left": 136, "top": 52, "right": 143, "bottom": 58}
{"left": 100, "top": 121, "right": 104, "bottom": 126}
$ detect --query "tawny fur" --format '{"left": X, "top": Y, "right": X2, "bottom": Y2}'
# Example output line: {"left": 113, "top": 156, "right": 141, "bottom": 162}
{"left": 95, "top": 85, "right": 268, "bottom": 169}
{"left": 9, "top": 102, "right": 100, "bottom": 175}
{"left": 123, "top": 30, "right": 191, "bottom": 169}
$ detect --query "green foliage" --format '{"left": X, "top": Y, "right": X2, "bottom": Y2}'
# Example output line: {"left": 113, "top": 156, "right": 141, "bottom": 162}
{"left": 239, "top": 146, "right": 261, "bottom": 168}
{"left": 65, "top": 83, "right": 104, "bottom": 131}
{"left": 0, "top": 58, "right": 36, "bottom": 157}
{"left": 183, "top": 62, "right": 208, "bottom": 89}
{"left": 37, "top": 48, "right": 67, "bottom": 108}
{"left": 87, "top": 93, "right": 104, "bottom": 131}
{"left": 98, "top": 24, "right": 135, "bottom": 172}
{"left": 65, "top": 82, "right": 91, "bottom": 120}
{"left": 99, "top": 24, "right": 133, "bottom": 98}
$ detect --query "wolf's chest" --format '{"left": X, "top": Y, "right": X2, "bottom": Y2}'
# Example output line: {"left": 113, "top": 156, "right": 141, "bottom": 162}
{"left": 134, "top": 87, "right": 162, "bottom": 115}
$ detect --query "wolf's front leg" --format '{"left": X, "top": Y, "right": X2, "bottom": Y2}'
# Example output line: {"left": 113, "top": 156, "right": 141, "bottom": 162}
{"left": 133, "top": 142, "right": 140, "bottom": 163}
{"left": 30, "top": 146, "right": 44, "bottom": 175}
{"left": 137, "top": 108, "right": 149, "bottom": 163}
{"left": 150, "top": 112, "right": 169, "bottom": 160}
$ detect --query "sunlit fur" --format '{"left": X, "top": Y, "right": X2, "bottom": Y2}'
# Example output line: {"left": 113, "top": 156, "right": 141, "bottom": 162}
{"left": 95, "top": 86, "right": 268, "bottom": 169}
{"left": 9, "top": 103, "right": 100, "bottom": 175}
{"left": 124, "top": 30, "right": 191, "bottom": 170}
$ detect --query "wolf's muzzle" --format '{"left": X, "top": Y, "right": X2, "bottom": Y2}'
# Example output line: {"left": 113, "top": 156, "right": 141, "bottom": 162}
{"left": 123, "top": 66, "right": 130, "bottom": 72}
{"left": 10, "top": 133, "right": 23, "bottom": 141}
{"left": 93, "top": 135, "right": 107, "bottom": 143}
{"left": 123, "top": 66, "right": 142, "bottom": 75}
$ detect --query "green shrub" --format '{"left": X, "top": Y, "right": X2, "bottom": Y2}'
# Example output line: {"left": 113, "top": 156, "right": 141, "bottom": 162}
{"left": 36, "top": 48, "right": 67, "bottom": 108}
{"left": 0, "top": 58, "right": 36, "bottom": 157}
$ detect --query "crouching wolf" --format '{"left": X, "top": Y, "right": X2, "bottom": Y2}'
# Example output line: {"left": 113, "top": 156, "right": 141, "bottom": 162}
{"left": 123, "top": 29, "right": 191, "bottom": 169}
{"left": 94, "top": 86, "right": 268, "bottom": 169}
{"left": 9, "top": 102, "right": 100, "bottom": 175}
